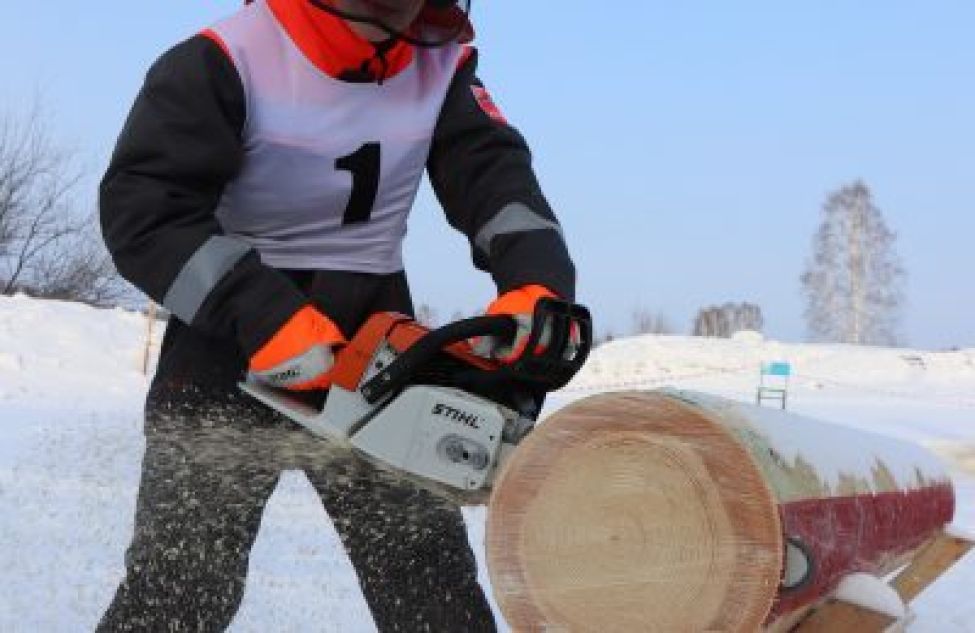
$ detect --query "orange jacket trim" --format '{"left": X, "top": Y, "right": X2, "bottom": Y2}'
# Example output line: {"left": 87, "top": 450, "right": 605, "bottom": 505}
{"left": 200, "top": 28, "right": 231, "bottom": 59}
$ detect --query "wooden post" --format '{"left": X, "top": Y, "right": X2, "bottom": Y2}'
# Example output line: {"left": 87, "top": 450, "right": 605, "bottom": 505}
{"left": 142, "top": 302, "right": 157, "bottom": 376}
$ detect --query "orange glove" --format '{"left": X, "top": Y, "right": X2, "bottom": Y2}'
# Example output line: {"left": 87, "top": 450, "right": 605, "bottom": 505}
{"left": 476, "top": 284, "right": 558, "bottom": 363}
{"left": 248, "top": 305, "right": 347, "bottom": 391}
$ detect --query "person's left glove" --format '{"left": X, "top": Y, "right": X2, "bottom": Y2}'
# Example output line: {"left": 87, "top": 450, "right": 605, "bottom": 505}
{"left": 474, "top": 284, "right": 561, "bottom": 364}
{"left": 248, "top": 305, "right": 348, "bottom": 391}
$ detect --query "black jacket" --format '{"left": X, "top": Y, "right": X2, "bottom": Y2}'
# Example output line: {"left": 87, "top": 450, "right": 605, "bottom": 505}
{"left": 101, "top": 32, "right": 575, "bottom": 357}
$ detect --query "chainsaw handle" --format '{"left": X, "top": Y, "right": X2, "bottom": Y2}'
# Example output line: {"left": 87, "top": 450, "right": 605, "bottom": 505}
{"left": 502, "top": 297, "right": 593, "bottom": 391}
{"left": 359, "top": 315, "right": 517, "bottom": 404}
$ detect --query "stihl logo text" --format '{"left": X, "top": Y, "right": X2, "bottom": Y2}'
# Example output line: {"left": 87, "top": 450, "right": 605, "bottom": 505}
{"left": 432, "top": 403, "right": 482, "bottom": 430}
{"left": 270, "top": 368, "right": 301, "bottom": 383}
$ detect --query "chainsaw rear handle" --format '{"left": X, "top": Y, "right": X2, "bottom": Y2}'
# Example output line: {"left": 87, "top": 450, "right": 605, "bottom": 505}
{"left": 503, "top": 297, "right": 593, "bottom": 392}
{"left": 359, "top": 298, "right": 593, "bottom": 405}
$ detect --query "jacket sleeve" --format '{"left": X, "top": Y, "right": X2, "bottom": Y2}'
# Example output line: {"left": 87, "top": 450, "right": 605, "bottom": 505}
{"left": 427, "top": 47, "right": 576, "bottom": 301}
{"left": 100, "top": 35, "right": 307, "bottom": 356}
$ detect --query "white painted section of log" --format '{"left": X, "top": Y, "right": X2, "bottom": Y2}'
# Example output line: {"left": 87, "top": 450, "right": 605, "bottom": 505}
{"left": 665, "top": 389, "right": 952, "bottom": 494}
{"left": 832, "top": 572, "right": 907, "bottom": 619}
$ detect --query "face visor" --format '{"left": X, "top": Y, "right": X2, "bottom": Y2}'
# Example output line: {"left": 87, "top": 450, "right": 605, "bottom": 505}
{"left": 307, "top": 0, "right": 474, "bottom": 47}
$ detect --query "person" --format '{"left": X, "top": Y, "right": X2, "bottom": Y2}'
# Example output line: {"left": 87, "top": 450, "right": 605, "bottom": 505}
{"left": 97, "top": 0, "right": 576, "bottom": 630}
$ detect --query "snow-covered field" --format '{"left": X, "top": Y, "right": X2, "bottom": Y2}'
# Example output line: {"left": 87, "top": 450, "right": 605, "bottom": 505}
{"left": 1, "top": 294, "right": 973, "bottom": 631}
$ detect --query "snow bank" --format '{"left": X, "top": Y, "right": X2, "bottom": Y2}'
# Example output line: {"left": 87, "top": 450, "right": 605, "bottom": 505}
{"left": 1, "top": 295, "right": 973, "bottom": 632}
{"left": 0, "top": 293, "right": 158, "bottom": 404}
{"left": 570, "top": 331, "right": 975, "bottom": 407}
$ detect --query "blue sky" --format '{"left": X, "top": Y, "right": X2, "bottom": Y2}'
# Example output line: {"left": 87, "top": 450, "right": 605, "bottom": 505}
{"left": 2, "top": 1, "right": 972, "bottom": 348}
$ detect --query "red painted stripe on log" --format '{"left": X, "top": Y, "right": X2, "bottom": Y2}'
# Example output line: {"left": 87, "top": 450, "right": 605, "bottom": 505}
{"left": 768, "top": 482, "right": 955, "bottom": 619}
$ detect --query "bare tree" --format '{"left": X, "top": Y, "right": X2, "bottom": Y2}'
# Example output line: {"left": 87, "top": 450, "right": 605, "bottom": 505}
{"left": 28, "top": 215, "right": 130, "bottom": 307}
{"left": 693, "top": 302, "right": 764, "bottom": 337}
{"left": 415, "top": 303, "right": 439, "bottom": 328}
{"left": 0, "top": 108, "right": 128, "bottom": 306}
{"left": 631, "top": 307, "right": 674, "bottom": 335}
{"left": 449, "top": 310, "right": 466, "bottom": 324}
{"left": 731, "top": 302, "right": 764, "bottom": 334}
{"left": 801, "top": 181, "right": 905, "bottom": 345}
{"left": 0, "top": 109, "right": 77, "bottom": 293}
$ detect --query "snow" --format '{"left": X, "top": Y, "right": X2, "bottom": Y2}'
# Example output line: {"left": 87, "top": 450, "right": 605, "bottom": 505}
{"left": 732, "top": 329, "right": 765, "bottom": 344}
{"left": 1, "top": 294, "right": 973, "bottom": 631}
{"left": 832, "top": 572, "right": 907, "bottom": 620}
{"left": 945, "top": 523, "right": 975, "bottom": 543}
{"left": 669, "top": 389, "right": 952, "bottom": 494}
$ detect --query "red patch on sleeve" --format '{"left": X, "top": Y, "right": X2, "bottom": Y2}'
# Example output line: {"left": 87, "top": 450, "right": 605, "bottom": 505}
{"left": 472, "top": 85, "right": 508, "bottom": 125}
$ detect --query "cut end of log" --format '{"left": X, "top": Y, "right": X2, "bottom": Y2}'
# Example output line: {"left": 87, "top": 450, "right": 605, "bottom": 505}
{"left": 487, "top": 391, "right": 784, "bottom": 632}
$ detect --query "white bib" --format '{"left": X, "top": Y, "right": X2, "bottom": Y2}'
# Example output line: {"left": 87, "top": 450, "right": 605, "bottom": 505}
{"left": 211, "top": 1, "right": 463, "bottom": 272}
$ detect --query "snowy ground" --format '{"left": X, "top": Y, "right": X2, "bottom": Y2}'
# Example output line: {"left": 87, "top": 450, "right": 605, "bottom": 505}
{"left": 1, "top": 294, "right": 972, "bottom": 632}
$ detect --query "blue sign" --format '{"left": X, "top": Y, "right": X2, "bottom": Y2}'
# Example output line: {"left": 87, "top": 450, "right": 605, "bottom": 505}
{"left": 763, "top": 362, "right": 792, "bottom": 377}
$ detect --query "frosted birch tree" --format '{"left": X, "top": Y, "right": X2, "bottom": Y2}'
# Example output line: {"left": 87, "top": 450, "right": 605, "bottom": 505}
{"left": 800, "top": 180, "right": 905, "bottom": 345}
{"left": 692, "top": 302, "right": 764, "bottom": 337}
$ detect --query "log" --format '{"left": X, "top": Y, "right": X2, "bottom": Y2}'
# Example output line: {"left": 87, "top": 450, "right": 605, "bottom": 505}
{"left": 486, "top": 390, "right": 955, "bottom": 632}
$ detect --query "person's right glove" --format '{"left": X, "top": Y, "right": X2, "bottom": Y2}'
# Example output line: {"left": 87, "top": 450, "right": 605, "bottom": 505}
{"left": 248, "top": 305, "right": 347, "bottom": 391}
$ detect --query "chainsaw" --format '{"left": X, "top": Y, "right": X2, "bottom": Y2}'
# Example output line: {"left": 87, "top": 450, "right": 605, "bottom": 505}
{"left": 240, "top": 298, "right": 592, "bottom": 503}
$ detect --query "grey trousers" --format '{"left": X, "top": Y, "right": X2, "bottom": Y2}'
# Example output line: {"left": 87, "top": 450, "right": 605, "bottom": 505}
{"left": 96, "top": 393, "right": 496, "bottom": 633}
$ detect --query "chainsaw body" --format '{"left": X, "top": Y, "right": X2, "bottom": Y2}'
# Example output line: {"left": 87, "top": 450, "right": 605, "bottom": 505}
{"left": 242, "top": 299, "right": 592, "bottom": 500}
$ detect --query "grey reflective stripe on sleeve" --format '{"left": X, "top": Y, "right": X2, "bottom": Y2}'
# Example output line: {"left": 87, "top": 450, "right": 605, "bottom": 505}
{"left": 474, "top": 202, "right": 564, "bottom": 256}
{"left": 162, "top": 235, "right": 253, "bottom": 323}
